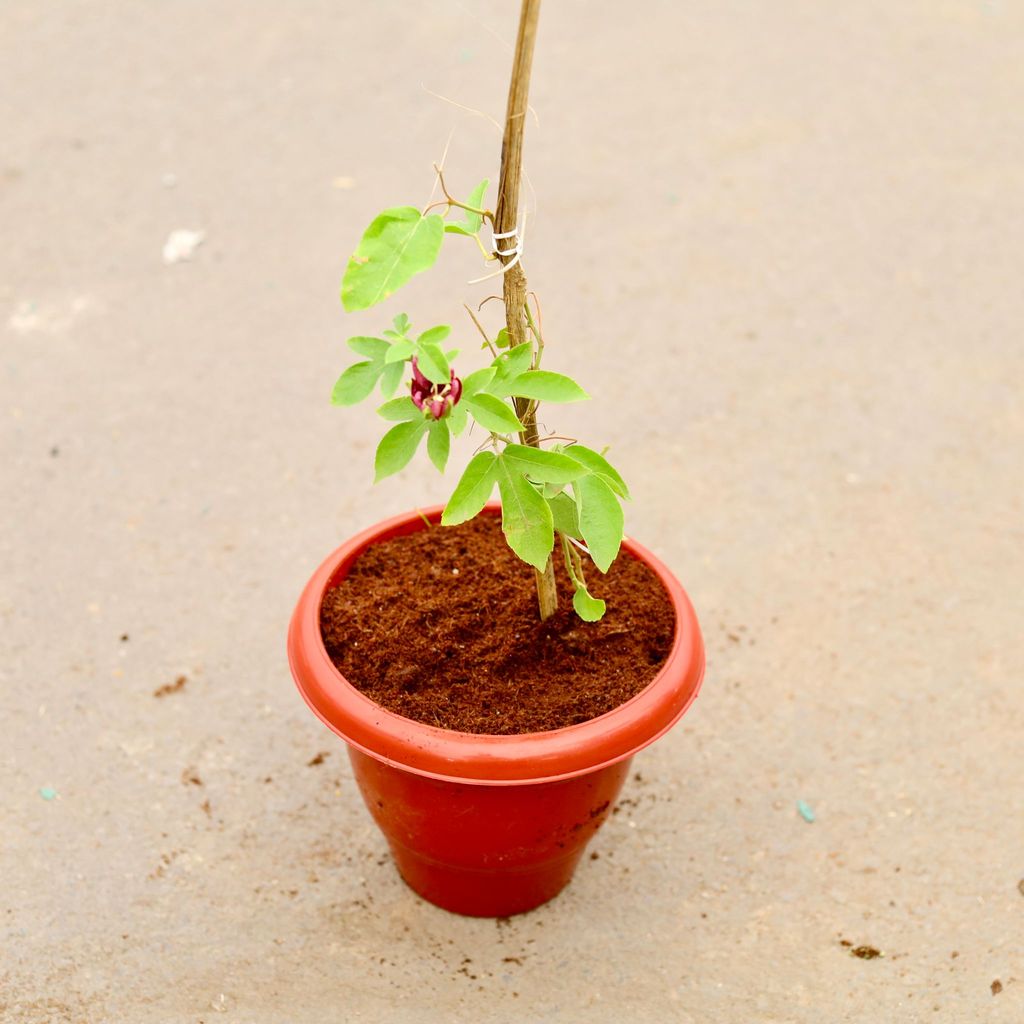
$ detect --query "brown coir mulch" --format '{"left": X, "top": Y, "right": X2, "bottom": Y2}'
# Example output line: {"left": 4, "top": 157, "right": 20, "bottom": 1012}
{"left": 319, "top": 515, "right": 675, "bottom": 735}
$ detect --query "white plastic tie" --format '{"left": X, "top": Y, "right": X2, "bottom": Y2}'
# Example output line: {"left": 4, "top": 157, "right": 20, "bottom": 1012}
{"left": 491, "top": 226, "right": 519, "bottom": 257}
{"left": 468, "top": 220, "right": 525, "bottom": 284}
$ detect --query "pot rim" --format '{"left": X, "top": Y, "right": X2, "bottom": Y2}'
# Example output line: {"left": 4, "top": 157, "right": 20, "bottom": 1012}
{"left": 287, "top": 503, "right": 705, "bottom": 786}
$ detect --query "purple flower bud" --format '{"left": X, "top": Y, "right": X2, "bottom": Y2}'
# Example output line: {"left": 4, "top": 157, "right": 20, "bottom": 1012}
{"left": 410, "top": 357, "right": 462, "bottom": 421}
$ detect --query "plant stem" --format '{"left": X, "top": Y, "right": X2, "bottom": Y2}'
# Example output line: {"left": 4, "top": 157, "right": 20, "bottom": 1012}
{"left": 495, "top": 0, "right": 557, "bottom": 620}
{"left": 463, "top": 303, "right": 499, "bottom": 357}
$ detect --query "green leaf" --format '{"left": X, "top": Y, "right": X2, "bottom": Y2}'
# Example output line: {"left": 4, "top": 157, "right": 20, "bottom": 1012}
{"left": 461, "top": 367, "right": 495, "bottom": 398}
{"left": 505, "top": 370, "right": 588, "bottom": 403}
{"left": 488, "top": 342, "right": 534, "bottom": 396}
{"left": 501, "top": 341, "right": 534, "bottom": 373}
{"left": 378, "top": 360, "right": 404, "bottom": 398}
{"left": 496, "top": 459, "right": 554, "bottom": 571}
{"left": 487, "top": 342, "right": 536, "bottom": 393}
{"left": 576, "top": 474, "right": 624, "bottom": 572}
{"left": 347, "top": 336, "right": 389, "bottom": 360}
{"left": 503, "top": 444, "right": 587, "bottom": 484}
{"left": 463, "top": 394, "right": 524, "bottom": 434}
{"left": 416, "top": 342, "right": 450, "bottom": 385}
{"left": 494, "top": 327, "right": 511, "bottom": 349}
{"left": 426, "top": 419, "right": 451, "bottom": 472}
{"left": 548, "top": 491, "right": 582, "bottom": 537}
{"left": 392, "top": 313, "right": 411, "bottom": 335}
{"left": 563, "top": 445, "right": 631, "bottom": 499}
{"left": 341, "top": 207, "right": 444, "bottom": 312}
{"left": 377, "top": 396, "right": 421, "bottom": 422}
{"left": 448, "top": 400, "right": 468, "bottom": 436}
{"left": 384, "top": 338, "right": 416, "bottom": 363}
{"left": 441, "top": 452, "right": 498, "bottom": 526}
{"left": 417, "top": 325, "right": 451, "bottom": 347}
{"left": 331, "top": 361, "right": 381, "bottom": 406}
{"left": 572, "top": 586, "right": 606, "bottom": 622}
{"left": 464, "top": 178, "right": 489, "bottom": 227}
{"left": 374, "top": 420, "right": 428, "bottom": 481}
{"left": 443, "top": 178, "right": 489, "bottom": 236}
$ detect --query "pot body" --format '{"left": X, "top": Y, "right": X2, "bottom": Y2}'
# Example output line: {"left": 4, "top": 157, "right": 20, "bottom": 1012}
{"left": 288, "top": 503, "right": 705, "bottom": 917}
{"left": 350, "top": 747, "right": 631, "bottom": 917}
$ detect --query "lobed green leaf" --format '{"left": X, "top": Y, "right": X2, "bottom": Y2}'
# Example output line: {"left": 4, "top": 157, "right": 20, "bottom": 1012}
{"left": 448, "top": 401, "right": 468, "bottom": 436}
{"left": 416, "top": 342, "right": 450, "bottom": 385}
{"left": 377, "top": 397, "right": 421, "bottom": 422}
{"left": 576, "top": 474, "right": 624, "bottom": 572}
{"left": 496, "top": 460, "right": 554, "bottom": 571}
{"left": 503, "top": 444, "right": 587, "bottom": 484}
{"left": 460, "top": 366, "right": 495, "bottom": 398}
{"left": 548, "top": 491, "right": 582, "bottom": 538}
{"left": 487, "top": 342, "right": 534, "bottom": 396}
{"left": 347, "top": 336, "right": 390, "bottom": 360}
{"left": 463, "top": 394, "right": 524, "bottom": 434}
{"left": 563, "top": 445, "right": 630, "bottom": 499}
{"left": 441, "top": 451, "right": 498, "bottom": 525}
{"left": 341, "top": 207, "right": 444, "bottom": 312}
{"left": 505, "top": 370, "right": 588, "bottom": 404}
{"left": 378, "top": 360, "right": 404, "bottom": 398}
{"left": 417, "top": 325, "right": 451, "bottom": 347}
{"left": 426, "top": 419, "right": 451, "bottom": 473}
{"left": 384, "top": 338, "right": 416, "bottom": 363}
{"left": 572, "top": 585, "right": 606, "bottom": 622}
{"left": 331, "top": 361, "right": 381, "bottom": 406}
{"left": 374, "top": 420, "right": 428, "bottom": 482}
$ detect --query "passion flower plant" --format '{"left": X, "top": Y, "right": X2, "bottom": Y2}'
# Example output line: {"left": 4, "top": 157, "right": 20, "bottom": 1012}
{"left": 329, "top": 139, "right": 628, "bottom": 624}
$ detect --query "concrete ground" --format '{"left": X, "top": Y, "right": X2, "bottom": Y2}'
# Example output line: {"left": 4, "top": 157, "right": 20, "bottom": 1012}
{"left": 3, "top": 2, "right": 1022, "bottom": 1021}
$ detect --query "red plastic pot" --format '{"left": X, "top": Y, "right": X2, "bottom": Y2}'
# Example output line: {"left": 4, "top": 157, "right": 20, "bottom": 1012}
{"left": 287, "top": 503, "right": 705, "bottom": 917}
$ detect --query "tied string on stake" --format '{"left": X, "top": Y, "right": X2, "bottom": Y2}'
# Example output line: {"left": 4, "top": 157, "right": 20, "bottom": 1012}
{"left": 491, "top": 226, "right": 522, "bottom": 269}
{"left": 468, "top": 216, "right": 526, "bottom": 284}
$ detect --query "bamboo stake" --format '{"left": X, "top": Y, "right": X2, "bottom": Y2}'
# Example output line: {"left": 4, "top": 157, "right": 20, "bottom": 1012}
{"left": 493, "top": 0, "right": 557, "bottom": 619}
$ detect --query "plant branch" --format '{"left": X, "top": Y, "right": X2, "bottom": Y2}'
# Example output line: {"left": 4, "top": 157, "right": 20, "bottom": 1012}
{"left": 470, "top": 232, "right": 494, "bottom": 263}
{"left": 527, "top": 290, "right": 543, "bottom": 332}
{"left": 495, "top": 0, "right": 555, "bottom": 619}
{"left": 523, "top": 295, "right": 544, "bottom": 368}
{"left": 560, "top": 532, "right": 588, "bottom": 590}
{"left": 463, "top": 303, "right": 499, "bottom": 357}
{"left": 428, "top": 164, "right": 494, "bottom": 220}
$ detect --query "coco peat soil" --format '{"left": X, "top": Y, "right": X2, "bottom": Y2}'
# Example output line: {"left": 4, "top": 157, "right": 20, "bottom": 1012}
{"left": 319, "top": 516, "right": 675, "bottom": 734}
